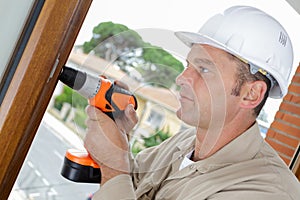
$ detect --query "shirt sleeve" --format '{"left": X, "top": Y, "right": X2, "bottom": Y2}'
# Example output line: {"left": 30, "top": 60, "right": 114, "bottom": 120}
{"left": 92, "top": 174, "right": 136, "bottom": 200}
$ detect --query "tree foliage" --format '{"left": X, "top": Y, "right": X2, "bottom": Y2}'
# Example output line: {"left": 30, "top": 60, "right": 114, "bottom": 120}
{"left": 82, "top": 21, "right": 184, "bottom": 88}
{"left": 143, "top": 127, "right": 171, "bottom": 148}
{"left": 83, "top": 22, "right": 144, "bottom": 60}
{"left": 131, "top": 127, "right": 171, "bottom": 156}
{"left": 54, "top": 86, "right": 88, "bottom": 110}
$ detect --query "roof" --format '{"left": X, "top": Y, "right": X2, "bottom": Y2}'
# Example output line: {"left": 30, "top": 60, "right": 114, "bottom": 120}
{"left": 67, "top": 50, "right": 180, "bottom": 111}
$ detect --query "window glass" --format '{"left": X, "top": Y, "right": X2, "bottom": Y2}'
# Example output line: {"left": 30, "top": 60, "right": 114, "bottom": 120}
{"left": 146, "top": 110, "right": 164, "bottom": 129}
{"left": 0, "top": 0, "right": 35, "bottom": 82}
{"left": 10, "top": 116, "right": 98, "bottom": 199}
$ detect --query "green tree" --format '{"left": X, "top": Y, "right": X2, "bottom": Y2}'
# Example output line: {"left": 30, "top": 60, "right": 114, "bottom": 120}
{"left": 54, "top": 86, "right": 88, "bottom": 110}
{"left": 132, "top": 127, "right": 171, "bottom": 156}
{"left": 139, "top": 46, "right": 184, "bottom": 87}
{"left": 82, "top": 21, "right": 184, "bottom": 88}
{"left": 143, "top": 128, "right": 171, "bottom": 148}
{"left": 54, "top": 86, "right": 88, "bottom": 128}
{"left": 83, "top": 21, "right": 144, "bottom": 62}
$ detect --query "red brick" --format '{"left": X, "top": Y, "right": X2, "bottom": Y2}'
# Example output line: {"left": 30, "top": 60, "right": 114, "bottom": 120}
{"left": 275, "top": 111, "right": 300, "bottom": 127}
{"left": 270, "top": 120, "right": 300, "bottom": 139}
{"left": 288, "top": 84, "right": 300, "bottom": 95}
{"left": 280, "top": 156, "right": 291, "bottom": 165}
{"left": 291, "top": 75, "right": 300, "bottom": 83}
{"left": 284, "top": 93, "right": 300, "bottom": 104}
{"left": 267, "top": 127, "right": 276, "bottom": 137}
{"left": 267, "top": 128, "right": 299, "bottom": 148}
{"left": 279, "top": 102, "right": 300, "bottom": 116}
{"left": 296, "top": 65, "right": 300, "bottom": 74}
{"left": 266, "top": 138, "right": 296, "bottom": 157}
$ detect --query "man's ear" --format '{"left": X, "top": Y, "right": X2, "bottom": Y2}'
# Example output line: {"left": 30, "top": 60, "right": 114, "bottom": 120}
{"left": 240, "top": 81, "right": 267, "bottom": 109}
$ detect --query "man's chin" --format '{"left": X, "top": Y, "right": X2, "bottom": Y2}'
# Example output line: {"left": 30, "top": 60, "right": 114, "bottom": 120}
{"left": 176, "top": 108, "right": 182, "bottom": 119}
{"left": 176, "top": 109, "right": 195, "bottom": 126}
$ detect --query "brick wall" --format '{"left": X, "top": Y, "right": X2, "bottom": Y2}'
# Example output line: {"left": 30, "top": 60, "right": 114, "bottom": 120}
{"left": 266, "top": 64, "right": 300, "bottom": 166}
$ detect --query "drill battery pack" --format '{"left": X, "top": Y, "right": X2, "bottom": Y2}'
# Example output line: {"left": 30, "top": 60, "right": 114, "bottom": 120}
{"left": 61, "top": 149, "right": 101, "bottom": 183}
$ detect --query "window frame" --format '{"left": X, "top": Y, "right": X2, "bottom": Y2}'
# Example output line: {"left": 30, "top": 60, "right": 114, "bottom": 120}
{"left": 0, "top": 0, "right": 44, "bottom": 104}
{"left": 0, "top": 0, "right": 92, "bottom": 198}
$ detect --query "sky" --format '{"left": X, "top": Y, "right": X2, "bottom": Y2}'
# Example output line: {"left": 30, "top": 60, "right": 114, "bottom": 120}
{"left": 74, "top": 0, "right": 300, "bottom": 123}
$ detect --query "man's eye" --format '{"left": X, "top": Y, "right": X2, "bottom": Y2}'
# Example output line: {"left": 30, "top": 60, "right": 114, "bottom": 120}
{"left": 199, "top": 67, "right": 209, "bottom": 73}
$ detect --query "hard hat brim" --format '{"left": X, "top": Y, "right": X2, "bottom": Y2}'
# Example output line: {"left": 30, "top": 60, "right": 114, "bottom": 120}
{"left": 175, "top": 31, "right": 229, "bottom": 53}
{"left": 174, "top": 31, "right": 285, "bottom": 98}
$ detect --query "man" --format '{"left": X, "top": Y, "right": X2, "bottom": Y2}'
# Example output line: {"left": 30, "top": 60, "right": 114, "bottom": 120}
{"left": 84, "top": 6, "right": 300, "bottom": 199}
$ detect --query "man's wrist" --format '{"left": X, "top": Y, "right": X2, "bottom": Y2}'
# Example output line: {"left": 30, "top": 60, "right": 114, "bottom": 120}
{"left": 100, "top": 165, "right": 130, "bottom": 185}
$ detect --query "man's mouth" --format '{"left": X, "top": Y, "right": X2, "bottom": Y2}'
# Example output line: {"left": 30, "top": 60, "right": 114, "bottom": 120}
{"left": 179, "top": 93, "right": 193, "bottom": 101}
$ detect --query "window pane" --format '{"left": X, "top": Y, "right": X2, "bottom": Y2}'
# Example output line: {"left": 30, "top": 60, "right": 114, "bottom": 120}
{"left": 0, "top": 0, "right": 35, "bottom": 82}
{"left": 10, "top": 113, "right": 98, "bottom": 199}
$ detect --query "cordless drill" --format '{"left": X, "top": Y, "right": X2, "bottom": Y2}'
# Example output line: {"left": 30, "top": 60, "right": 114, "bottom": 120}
{"left": 59, "top": 66, "right": 137, "bottom": 183}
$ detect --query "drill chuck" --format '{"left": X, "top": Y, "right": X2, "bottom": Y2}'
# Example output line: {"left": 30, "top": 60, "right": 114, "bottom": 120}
{"left": 59, "top": 66, "right": 101, "bottom": 99}
{"left": 59, "top": 66, "right": 86, "bottom": 90}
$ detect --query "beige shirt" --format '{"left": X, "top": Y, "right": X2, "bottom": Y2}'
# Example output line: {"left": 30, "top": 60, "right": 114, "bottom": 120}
{"left": 93, "top": 123, "right": 300, "bottom": 199}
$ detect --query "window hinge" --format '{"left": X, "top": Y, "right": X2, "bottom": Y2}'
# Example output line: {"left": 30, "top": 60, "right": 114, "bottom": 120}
{"left": 48, "top": 54, "right": 60, "bottom": 83}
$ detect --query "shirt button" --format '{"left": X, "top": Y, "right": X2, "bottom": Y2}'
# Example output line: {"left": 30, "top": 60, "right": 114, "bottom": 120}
{"left": 189, "top": 165, "right": 195, "bottom": 169}
{"left": 198, "top": 167, "right": 208, "bottom": 173}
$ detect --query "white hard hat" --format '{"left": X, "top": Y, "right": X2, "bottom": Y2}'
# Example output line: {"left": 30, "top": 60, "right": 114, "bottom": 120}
{"left": 175, "top": 6, "right": 293, "bottom": 98}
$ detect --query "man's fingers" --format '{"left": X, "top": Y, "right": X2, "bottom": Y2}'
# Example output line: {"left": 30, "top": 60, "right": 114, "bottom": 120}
{"left": 86, "top": 104, "right": 138, "bottom": 137}
{"left": 86, "top": 105, "right": 110, "bottom": 121}
{"left": 113, "top": 104, "right": 138, "bottom": 138}
{"left": 86, "top": 105, "right": 99, "bottom": 120}
{"left": 124, "top": 104, "right": 138, "bottom": 125}
{"left": 114, "top": 80, "right": 129, "bottom": 90}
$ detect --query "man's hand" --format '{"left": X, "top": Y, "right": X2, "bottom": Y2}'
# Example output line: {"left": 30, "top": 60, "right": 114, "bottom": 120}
{"left": 84, "top": 103, "right": 138, "bottom": 184}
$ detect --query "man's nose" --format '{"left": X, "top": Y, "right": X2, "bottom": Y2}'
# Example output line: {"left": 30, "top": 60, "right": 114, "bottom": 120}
{"left": 176, "top": 67, "right": 193, "bottom": 86}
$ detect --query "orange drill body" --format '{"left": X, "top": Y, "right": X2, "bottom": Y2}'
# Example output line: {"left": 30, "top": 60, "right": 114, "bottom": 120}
{"left": 89, "top": 77, "right": 137, "bottom": 115}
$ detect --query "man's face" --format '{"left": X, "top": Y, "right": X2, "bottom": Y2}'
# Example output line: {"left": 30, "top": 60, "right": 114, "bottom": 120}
{"left": 176, "top": 44, "right": 241, "bottom": 129}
